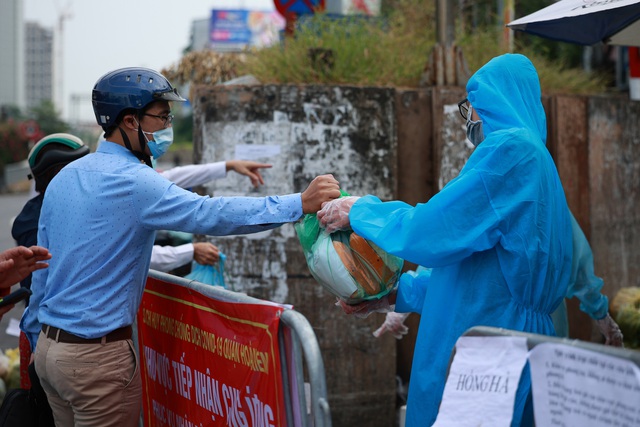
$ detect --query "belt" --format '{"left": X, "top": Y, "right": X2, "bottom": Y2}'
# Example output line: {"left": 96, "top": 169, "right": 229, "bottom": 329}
{"left": 42, "top": 324, "right": 132, "bottom": 344}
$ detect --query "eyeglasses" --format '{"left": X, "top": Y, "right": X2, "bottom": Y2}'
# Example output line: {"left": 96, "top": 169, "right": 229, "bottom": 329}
{"left": 457, "top": 98, "right": 469, "bottom": 120}
{"left": 144, "top": 113, "right": 174, "bottom": 127}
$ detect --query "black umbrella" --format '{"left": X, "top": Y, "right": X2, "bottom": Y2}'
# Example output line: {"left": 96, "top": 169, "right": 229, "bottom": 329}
{"left": 508, "top": 0, "right": 640, "bottom": 46}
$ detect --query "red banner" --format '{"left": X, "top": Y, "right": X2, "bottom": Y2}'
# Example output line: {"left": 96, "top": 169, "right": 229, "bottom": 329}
{"left": 137, "top": 277, "right": 287, "bottom": 427}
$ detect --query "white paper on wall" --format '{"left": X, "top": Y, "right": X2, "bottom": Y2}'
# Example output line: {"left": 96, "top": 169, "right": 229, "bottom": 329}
{"left": 234, "top": 144, "right": 281, "bottom": 160}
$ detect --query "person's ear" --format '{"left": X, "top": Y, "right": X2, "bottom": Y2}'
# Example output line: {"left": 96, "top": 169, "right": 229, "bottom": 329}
{"left": 121, "top": 114, "right": 138, "bottom": 130}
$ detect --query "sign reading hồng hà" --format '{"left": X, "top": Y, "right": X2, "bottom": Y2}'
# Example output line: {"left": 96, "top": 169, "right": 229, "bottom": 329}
{"left": 433, "top": 336, "right": 529, "bottom": 427}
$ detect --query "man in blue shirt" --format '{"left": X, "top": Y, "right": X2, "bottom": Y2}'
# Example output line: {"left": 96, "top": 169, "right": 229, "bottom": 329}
{"left": 21, "top": 67, "right": 340, "bottom": 426}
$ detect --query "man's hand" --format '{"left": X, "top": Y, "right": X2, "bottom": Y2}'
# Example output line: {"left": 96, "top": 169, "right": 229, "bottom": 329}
{"left": 226, "top": 160, "right": 272, "bottom": 187}
{"left": 0, "top": 246, "right": 51, "bottom": 289}
{"left": 193, "top": 242, "right": 220, "bottom": 265}
{"left": 301, "top": 174, "right": 341, "bottom": 214}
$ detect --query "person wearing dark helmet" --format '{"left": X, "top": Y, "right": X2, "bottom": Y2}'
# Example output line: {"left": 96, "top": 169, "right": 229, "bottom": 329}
{"left": 12, "top": 133, "right": 90, "bottom": 294}
{"left": 21, "top": 67, "right": 340, "bottom": 426}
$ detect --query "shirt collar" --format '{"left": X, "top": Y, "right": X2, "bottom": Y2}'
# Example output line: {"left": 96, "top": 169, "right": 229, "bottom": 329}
{"left": 97, "top": 140, "right": 142, "bottom": 163}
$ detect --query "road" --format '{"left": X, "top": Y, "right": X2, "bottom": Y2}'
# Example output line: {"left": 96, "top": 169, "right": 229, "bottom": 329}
{"left": 0, "top": 191, "right": 33, "bottom": 353}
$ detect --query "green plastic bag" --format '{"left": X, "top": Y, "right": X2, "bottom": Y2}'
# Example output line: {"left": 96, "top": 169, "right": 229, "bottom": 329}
{"left": 294, "top": 193, "right": 403, "bottom": 304}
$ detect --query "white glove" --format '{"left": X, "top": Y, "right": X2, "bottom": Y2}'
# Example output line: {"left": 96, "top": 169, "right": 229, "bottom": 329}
{"left": 373, "top": 312, "right": 410, "bottom": 339}
{"left": 596, "top": 312, "right": 624, "bottom": 347}
{"left": 335, "top": 294, "right": 393, "bottom": 319}
{"left": 317, "top": 196, "right": 360, "bottom": 234}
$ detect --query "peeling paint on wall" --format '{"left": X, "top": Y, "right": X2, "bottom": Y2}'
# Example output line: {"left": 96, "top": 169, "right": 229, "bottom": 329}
{"left": 195, "top": 85, "right": 396, "bottom": 304}
{"left": 439, "top": 103, "right": 473, "bottom": 189}
{"left": 193, "top": 85, "right": 399, "bottom": 426}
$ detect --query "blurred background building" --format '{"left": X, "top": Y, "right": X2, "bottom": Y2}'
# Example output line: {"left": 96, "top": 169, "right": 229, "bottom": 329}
{"left": 0, "top": 0, "right": 26, "bottom": 114}
{"left": 25, "top": 22, "right": 53, "bottom": 111}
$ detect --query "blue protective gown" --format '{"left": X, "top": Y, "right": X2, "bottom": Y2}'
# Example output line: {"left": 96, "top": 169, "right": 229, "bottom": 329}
{"left": 551, "top": 212, "right": 609, "bottom": 336}
{"left": 349, "top": 54, "right": 573, "bottom": 426}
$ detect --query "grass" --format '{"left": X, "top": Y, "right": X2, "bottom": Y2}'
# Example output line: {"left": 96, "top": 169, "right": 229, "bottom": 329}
{"left": 457, "top": 28, "right": 611, "bottom": 95}
{"left": 236, "top": 2, "right": 610, "bottom": 95}
{"left": 161, "top": 2, "right": 611, "bottom": 101}
{"left": 239, "top": 1, "right": 436, "bottom": 87}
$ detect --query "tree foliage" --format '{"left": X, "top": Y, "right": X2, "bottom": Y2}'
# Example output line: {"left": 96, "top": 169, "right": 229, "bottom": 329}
{"left": 29, "top": 100, "right": 69, "bottom": 135}
{"left": 0, "top": 100, "right": 69, "bottom": 178}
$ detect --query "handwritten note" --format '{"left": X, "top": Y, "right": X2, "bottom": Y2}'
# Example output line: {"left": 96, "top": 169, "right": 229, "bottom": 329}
{"left": 529, "top": 343, "right": 640, "bottom": 427}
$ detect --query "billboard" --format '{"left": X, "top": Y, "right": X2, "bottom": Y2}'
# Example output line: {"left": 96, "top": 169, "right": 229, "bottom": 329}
{"left": 210, "top": 9, "right": 285, "bottom": 51}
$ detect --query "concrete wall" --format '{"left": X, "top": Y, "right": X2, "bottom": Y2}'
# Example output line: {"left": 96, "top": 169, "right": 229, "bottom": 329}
{"left": 193, "top": 84, "right": 398, "bottom": 427}
{"left": 586, "top": 96, "right": 640, "bottom": 338}
{"left": 548, "top": 94, "right": 640, "bottom": 341}
{"left": 193, "top": 83, "right": 640, "bottom": 422}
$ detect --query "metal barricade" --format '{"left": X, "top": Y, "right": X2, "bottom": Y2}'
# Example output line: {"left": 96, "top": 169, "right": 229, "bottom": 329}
{"left": 462, "top": 325, "right": 640, "bottom": 365}
{"left": 137, "top": 270, "right": 332, "bottom": 427}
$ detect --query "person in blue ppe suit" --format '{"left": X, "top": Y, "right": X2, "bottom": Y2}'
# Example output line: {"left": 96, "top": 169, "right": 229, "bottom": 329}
{"left": 318, "top": 53, "right": 573, "bottom": 427}
{"left": 375, "top": 211, "right": 625, "bottom": 342}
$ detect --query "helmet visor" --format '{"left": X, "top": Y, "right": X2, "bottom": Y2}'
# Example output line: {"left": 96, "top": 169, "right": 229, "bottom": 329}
{"left": 154, "top": 88, "right": 186, "bottom": 102}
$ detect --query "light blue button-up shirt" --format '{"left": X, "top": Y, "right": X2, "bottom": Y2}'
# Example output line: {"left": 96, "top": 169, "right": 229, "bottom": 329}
{"left": 21, "top": 141, "right": 302, "bottom": 350}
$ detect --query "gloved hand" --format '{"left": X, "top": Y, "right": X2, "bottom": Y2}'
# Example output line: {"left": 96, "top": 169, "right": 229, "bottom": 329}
{"left": 596, "top": 312, "right": 624, "bottom": 347}
{"left": 335, "top": 294, "right": 393, "bottom": 319}
{"left": 317, "top": 196, "right": 360, "bottom": 234}
{"left": 373, "top": 312, "right": 410, "bottom": 339}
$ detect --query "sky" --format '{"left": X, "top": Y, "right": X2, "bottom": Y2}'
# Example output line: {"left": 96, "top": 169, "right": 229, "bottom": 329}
{"left": 24, "top": 0, "right": 275, "bottom": 123}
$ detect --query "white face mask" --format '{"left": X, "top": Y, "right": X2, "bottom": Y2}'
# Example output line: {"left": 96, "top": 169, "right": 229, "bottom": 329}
{"left": 466, "top": 105, "right": 485, "bottom": 147}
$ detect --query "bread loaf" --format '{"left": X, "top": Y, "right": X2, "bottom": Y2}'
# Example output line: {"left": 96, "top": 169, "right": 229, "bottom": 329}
{"left": 333, "top": 240, "right": 379, "bottom": 296}
{"left": 349, "top": 233, "right": 395, "bottom": 284}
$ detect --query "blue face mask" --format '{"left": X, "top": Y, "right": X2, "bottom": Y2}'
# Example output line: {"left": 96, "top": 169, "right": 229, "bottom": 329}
{"left": 144, "top": 127, "right": 174, "bottom": 159}
{"left": 466, "top": 105, "right": 485, "bottom": 147}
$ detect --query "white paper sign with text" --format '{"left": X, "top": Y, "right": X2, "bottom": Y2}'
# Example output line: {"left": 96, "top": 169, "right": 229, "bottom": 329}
{"left": 433, "top": 336, "right": 529, "bottom": 427}
{"left": 234, "top": 144, "right": 281, "bottom": 160}
{"left": 529, "top": 342, "right": 640, "bottom": 427}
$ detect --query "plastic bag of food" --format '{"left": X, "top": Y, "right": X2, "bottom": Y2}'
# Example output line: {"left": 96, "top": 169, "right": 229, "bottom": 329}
{"left": 295, "top": 201, "right": 403, "bottom": 304}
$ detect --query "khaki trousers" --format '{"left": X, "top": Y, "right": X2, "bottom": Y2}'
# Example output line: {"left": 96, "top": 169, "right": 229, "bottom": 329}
{"left": 34, "top": 330, "right": 142, "bottom": 427}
